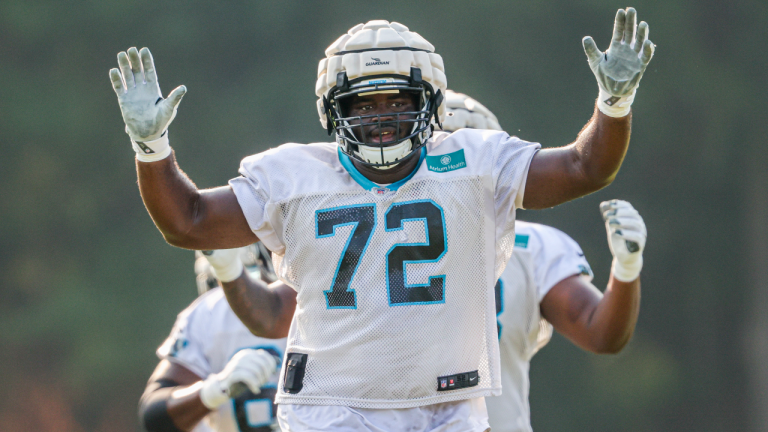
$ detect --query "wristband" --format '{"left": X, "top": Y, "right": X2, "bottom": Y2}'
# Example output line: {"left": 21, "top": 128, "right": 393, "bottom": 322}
{"left": 133, "top": 131, "right": 172, "bottom": 162}
{"left": 199, "top": 375, "right": 229, "bottom": 409}
{"left": 611, "top": 256, "right": 643, "bottom": 282}
{"left": 212, "top": 263, "right": 244, "bottom": 283}
{"left": 204, "top": 254, "right": 244, "bottom": 283}
{"left": 597, "top": 88, "right": 636, "bottom": 118}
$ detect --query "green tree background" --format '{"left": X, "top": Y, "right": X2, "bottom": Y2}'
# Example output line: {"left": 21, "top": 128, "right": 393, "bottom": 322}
{"left": 1, "top": 1, "right": 765, "bottom": 431}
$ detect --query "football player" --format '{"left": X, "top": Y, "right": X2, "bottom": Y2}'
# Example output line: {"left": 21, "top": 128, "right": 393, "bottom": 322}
{"left": 138, "top": 244, "right": 293, "bottom": 432}
{"left": 111, "top": 9, "right": 654, "bottom": 431}
{"left": 442, "top": 90, "right": 646, "bottom": 432}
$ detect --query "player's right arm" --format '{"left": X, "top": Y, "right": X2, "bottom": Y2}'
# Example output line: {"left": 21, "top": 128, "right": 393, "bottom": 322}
{"left": 203, "top": 249, "right": 297, "bottom": 338}
{"left": 521, "top": 8, "right": 655, "bottom": 209}
{"left": 109, "top": 47, "right": 256, "bottom": 250}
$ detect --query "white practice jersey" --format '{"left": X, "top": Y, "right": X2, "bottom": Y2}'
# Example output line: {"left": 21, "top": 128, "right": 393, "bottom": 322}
{"left": 157, "top": 288, "right": 288, "bottom": 432}
{"left": 485, "top": 222, "right": 593, "bottom": 432}
{"left": 230, "top": 130, "right": 540, "bottom": 409}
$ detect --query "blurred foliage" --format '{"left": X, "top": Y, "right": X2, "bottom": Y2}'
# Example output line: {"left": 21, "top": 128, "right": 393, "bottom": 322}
{"left": 0, "top": 0, "right": 765, "bottom": 431}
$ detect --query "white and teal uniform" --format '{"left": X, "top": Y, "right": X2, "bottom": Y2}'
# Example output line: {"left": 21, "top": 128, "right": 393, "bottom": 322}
{"left": 486, "top": 221, "right": 593, "bottom": 432}
{"left": 158, "top": 288, "right": 287, "bottom": 432}
{"left": 229, "top": 128, "right": 539, "bottom": 431}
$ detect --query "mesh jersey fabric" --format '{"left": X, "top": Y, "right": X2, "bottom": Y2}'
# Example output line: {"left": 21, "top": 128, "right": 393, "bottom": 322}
{"left": 229, "top": 129, "right": 540, "bottom": 409}
{"left": 485, "top": 222, "right": 592, "bottom": 432}
{"left": 157, "top": 287, "right": 287, "bottom": 432}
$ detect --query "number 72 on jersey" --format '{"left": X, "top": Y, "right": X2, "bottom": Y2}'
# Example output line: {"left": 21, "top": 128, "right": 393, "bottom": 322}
{"left": 315, "top": 200, "right": 447, "bottom": 309}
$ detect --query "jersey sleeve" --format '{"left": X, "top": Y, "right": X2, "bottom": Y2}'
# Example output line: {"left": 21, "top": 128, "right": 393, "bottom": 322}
{"left": 156, "top": 298, "right": 212, "bottom": 379}
{"left": 228, "top": 149, "right": 283, "bottom": 253}
{"left": 529, "top": 225, "right": 593, "bottom": 302}
{"left": 491, "top": 134, "right": 541, "bottom": 238}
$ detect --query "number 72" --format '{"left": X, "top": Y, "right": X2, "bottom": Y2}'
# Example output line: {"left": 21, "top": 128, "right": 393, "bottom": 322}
{"left": 315, "top": 200, "right": 447, "bottom": 309}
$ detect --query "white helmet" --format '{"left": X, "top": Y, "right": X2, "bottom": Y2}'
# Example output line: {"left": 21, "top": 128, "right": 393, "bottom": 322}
{"left": 194, "top": 243, "right": 277, "bottom": 295}
{"left": 440, "top": 90, "right": 502, "bottom": 132}
{"left": 316, "top": 20, "right": 447, "bottom": 168}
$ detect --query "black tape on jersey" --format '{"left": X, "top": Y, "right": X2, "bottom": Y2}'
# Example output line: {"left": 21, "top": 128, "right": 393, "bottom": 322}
{"left": 283, "top": 353, "right": 308, "bottom": 394}
{"left": 437, "top": 370, "right": 479, "bottom": 391}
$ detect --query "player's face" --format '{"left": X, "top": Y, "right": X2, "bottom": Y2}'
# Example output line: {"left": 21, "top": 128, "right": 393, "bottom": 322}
{"left": 342, "top": 92, "right": 419, "bottom": 144}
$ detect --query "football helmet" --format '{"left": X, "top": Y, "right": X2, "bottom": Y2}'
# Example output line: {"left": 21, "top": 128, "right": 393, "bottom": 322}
{"left": 194, "top": 242, "right": 277, "bottom": 295}
{"left": 316, "top": 20, "right": 447, "bottom": 168}
{"left": 440, "top": 90, "right": 502, "bottom": 132}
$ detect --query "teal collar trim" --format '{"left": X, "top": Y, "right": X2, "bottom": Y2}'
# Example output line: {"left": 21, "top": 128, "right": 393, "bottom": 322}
{"left": 338, "top": 147, "right": 426, "bottom": 192}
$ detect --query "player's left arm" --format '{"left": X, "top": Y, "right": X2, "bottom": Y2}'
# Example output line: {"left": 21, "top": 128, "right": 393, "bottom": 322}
{"left": 523, "top": 8, "right": 655, "bottom": 209}
{"left": 540, "top": 200, "right": 646, "bottom": 354}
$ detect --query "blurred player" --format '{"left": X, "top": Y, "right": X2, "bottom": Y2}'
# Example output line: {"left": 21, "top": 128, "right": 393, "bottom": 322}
{"left": 139, "top": 244, "right": 292, "bottom": 432}
{"left": 442, "top": 91, "right": 646, "bottom": 432}
{"left": 112, "top": 9, "right": 655, "bottom": 431}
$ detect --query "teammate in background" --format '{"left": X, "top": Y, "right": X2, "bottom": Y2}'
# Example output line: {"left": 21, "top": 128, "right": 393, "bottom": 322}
{"left": 440, "top": 90, "right": 502, "bottom": 132}
{"left": 112, "top": 9, "right": 655, "bottom": 431}
{"left": 442, "top": 91, "right": 646, "bottom": 432}
{"left": 139, "top": 244, "right": 292, "bottom": 432}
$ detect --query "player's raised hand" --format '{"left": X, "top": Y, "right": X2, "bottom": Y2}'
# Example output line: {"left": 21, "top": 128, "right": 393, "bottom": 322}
{"left": 601, "top": 200, "right": 647, "bottom": 282}
{"left": 109, "top": 47, "right": 186, "bottom": 161}
{"left": 583, "top": 8, "right": 655, "bottom": 117}
{"left": 199, "top": 348, "right": 278, "bottom": 409}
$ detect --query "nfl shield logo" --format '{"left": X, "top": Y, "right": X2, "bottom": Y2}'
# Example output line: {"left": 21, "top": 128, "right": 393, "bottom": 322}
{"left": 440, "top": 379, "right": 447, "bottom": 389}
{"left": 372, "top": 187, "right": 390, "bottom": 195}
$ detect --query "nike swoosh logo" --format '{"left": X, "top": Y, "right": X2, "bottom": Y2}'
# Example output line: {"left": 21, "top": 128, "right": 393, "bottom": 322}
{"left": 577, "top": 252, "right": 585, "bottom": 257}
{"left": 470, "top": 377, "right": 476, "bottom": 381}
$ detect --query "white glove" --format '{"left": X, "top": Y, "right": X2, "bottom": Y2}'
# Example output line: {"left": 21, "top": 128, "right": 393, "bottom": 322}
{"left": 583, "top": 8, "right": 655, "bottom": 117}
{"left": 109, "top": 47, "right": 186, "bottom": 162}
{"left": 601, "top": 200, "right": 647, "bottom": 282}
{"left": 199, "top": 349, "right": 278, "bottom": 409}
{"left": 201, "top": 248, "right": 245, "bottom": 283}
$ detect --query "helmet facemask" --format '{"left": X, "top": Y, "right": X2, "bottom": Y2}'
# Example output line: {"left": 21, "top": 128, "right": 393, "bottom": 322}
{"left": 324, "top": 68, "right": 443, "bottom": 169}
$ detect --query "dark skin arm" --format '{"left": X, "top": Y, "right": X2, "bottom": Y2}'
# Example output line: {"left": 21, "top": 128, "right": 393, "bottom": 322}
{"left": 522, "top": 108, "right": 631, "bottom": 210}
{"left": 140, "top": 360, "right": 210, "bottom": 431}
{"left": 540, "top": 273, "right": 640, "bottom": 354}
{"left": 136, "top": 154, "right": 257, "bottom": 250}
{"left": 220, "top": 273, "right": 297, "bottom": 339}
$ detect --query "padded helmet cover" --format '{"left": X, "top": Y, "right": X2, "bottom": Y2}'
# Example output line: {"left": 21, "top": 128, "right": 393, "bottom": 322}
{"left": 315, "top": 20, "right": 447, "bottom": 130}
{"left": 441, "top": 90, "right": 502, "bottom": 132}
